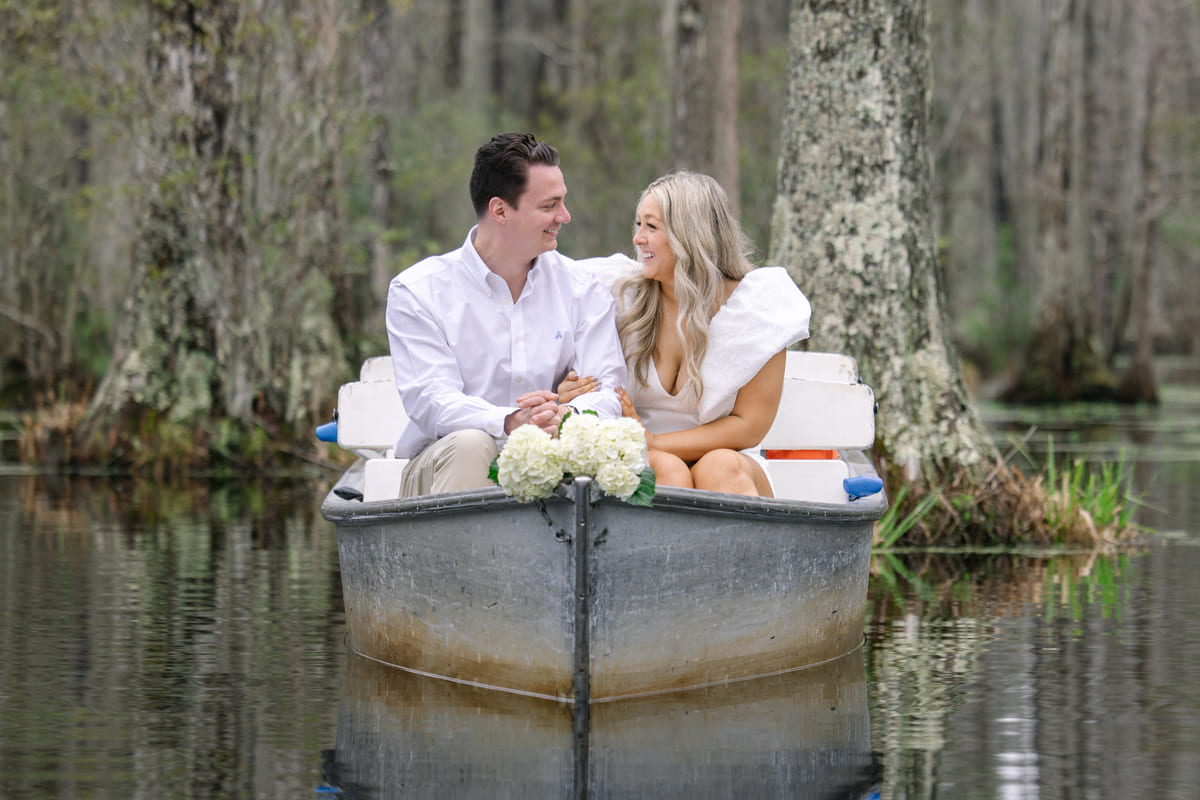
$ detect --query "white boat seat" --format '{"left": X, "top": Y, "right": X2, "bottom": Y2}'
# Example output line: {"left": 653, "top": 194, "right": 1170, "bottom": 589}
{"left": 338, "top": 351, "right": 876, "bottom": 504}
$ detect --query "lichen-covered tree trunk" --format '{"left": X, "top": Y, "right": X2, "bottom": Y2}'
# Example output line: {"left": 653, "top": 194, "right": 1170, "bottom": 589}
{"left": 78, "top": 0, "right": 347, "bottom": 470}
{"left": 362, "top": 0, "right": 395, "bottom": 301}
{"left": 770, "top": 0, "right": 996, "bottom": 485}
{"left": 80, "top": 1, "right": 248, "bottom": 451}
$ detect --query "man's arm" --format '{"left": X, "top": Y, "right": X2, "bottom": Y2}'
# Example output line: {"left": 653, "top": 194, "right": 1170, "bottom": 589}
{"left": 386, "top": 281, "right": 512, "bottom": 442}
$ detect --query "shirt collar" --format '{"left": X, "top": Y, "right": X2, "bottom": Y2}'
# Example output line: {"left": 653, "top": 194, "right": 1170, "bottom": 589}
{"left": 463, "top": 226, "right": 497, "bottom": 287}
{"left": 464, "top": 225, "right": 545, "bottom": 291}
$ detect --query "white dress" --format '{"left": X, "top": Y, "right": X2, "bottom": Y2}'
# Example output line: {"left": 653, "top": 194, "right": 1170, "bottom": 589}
{"left": 618, "top": 265, "right": 813, "bottom": 487}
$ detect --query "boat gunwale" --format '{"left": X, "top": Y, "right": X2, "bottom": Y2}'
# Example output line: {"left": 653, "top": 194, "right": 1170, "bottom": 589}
{"left": 321, "top": 480, "right": 887, "bottom": 527}
{"left": 321, "top": 447, "right": 887, "bottom": 526}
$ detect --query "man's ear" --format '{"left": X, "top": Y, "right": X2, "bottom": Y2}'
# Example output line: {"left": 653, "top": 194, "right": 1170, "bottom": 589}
{"left": 487, "top": 196, "right": 509, "bottom": 224}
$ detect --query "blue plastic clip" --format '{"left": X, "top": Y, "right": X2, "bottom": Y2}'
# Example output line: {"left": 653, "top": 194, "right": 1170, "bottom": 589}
{"left": 843, "top": 476, "right": 883, "bottom": 500}
{"left": 315, "top": 421, "right": 338, "bottom": 443}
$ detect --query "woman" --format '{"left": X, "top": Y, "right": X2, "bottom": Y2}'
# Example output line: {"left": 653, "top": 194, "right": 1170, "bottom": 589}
{"left": 565, "top": 171, "right": 810, "bottom": 496}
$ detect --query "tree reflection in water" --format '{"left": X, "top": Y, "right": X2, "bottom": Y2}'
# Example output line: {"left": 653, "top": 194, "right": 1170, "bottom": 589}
{"left": 864, "top": 545, "right": 1198, "bottom": 798}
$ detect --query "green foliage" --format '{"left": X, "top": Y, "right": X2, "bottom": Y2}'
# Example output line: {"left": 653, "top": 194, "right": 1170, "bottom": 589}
{"left": 875, "top": 434, "right": 1141, "bottom": 548}
{"left": 626, "top": 467, "right": 656, "bottom": 508}
{"left": 1043, "top": 438, "right": 1140, "bottom": 543}
{"left": 384, "top": 95, "right": 513, "bottom": 252}
{"left": 875, "top": 486, "right": 941, "bottom": 549}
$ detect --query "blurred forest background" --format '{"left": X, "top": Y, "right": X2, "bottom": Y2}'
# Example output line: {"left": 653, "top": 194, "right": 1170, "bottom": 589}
{"left": 2, "top": 0, "right": 1198, "bottom": 471}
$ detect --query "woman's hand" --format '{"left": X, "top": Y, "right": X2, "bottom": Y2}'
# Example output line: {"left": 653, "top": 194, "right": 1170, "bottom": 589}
{"left": 616, "top": 386, "right": 655, "bottom": 449}
{"left": 557, "top": 370, "right": 598, "bottom": 403}
{"left": 615, "top": 386, "right": 639, "bottom": 421}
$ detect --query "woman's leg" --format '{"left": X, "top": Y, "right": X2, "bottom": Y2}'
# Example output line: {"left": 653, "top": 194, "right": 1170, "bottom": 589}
{"left": 649, "top": 449, "right": 694, "bottom": 488}
{"left": 690, "top": 449, "right": 772, "bottom": 497}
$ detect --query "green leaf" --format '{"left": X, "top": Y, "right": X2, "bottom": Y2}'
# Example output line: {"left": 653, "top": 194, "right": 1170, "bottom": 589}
{"left": 626, "top": 467, "right": 656, "bottom": 507}
{"left": 487, "top": 455, "right": 500, "bottom": 485}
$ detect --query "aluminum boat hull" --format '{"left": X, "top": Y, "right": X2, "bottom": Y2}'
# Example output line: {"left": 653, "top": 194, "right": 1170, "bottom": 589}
{"left": 322, "top": 451, "right": 885, "bottom": 703}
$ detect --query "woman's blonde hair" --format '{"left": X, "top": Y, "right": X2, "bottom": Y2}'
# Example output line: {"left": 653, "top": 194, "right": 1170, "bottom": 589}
{"left": 617, "top": 171, "right": 755, "bottom": 401}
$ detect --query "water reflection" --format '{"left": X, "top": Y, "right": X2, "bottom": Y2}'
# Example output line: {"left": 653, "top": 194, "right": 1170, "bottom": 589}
{"left": 0, "top": 474, "right": 346, "bottom": 799}
{"left": 325, "top": 650, "right": 880, "bottom": 798}
{"left": 2, "top": 377, "right": 1198, "bottom": 798}
{"left": 866, "top": 545, "right": 1200, "bottom": 798}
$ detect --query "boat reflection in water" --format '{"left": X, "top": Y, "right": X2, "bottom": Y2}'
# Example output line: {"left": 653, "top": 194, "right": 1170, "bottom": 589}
{"left": 322, "top": 649, "right": 879, "bottom": 798}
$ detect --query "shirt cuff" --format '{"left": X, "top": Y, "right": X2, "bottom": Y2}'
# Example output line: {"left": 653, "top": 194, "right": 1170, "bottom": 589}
{"left": 487, "top": 407, "right": 514, "bottom": 444}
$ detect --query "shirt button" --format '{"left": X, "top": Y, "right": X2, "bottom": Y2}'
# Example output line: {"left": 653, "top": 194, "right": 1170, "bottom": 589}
{"left": 515, "top": 378, "right": 523, "bottom": 384}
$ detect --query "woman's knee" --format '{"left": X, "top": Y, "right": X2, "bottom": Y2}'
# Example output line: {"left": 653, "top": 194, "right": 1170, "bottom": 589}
{"left": 650, "top": 450, "right": 694, "bottom": 489}
{"left": 691, "top": 449, "right": 760, "bottom": 495}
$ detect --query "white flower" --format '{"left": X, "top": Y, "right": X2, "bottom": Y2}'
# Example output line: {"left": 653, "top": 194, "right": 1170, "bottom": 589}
{"left": 494, "top": 413, "right": 653, "bottom": 504}
{"left": 595, "top": 461, "right": 642, "bottom": 500}
{"left": 559, "top": 412, "right": 603, "bottom": 476}
{"left": 495, "top": 425, "right": 564, "bottom": 502}
{"left": 595, "top": 417, "right": 649, "bottom": 472}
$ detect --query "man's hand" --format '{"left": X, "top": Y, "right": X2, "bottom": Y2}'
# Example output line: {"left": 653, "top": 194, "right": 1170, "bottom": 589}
{"left": 504, "top": 390, "right": 570, "bottom": 437}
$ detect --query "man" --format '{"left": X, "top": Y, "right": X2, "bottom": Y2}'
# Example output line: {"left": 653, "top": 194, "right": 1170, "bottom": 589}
{"left": 385, "top": 132, "right": 627, "bottom": 497}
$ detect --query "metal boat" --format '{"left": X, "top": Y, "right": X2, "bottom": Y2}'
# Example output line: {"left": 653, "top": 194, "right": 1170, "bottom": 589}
{"left": 320, "top": 352, "right": 887, "bottom": 704}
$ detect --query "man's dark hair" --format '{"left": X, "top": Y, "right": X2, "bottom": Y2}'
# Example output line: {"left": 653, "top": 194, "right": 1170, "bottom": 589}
{"left": 470, "top": 132, "right": 560, "bottom": 217}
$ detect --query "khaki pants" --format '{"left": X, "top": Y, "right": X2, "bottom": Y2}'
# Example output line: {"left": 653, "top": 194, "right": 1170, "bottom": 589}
{"left": 400, "top": 429, "right": 500, "bottom": 497}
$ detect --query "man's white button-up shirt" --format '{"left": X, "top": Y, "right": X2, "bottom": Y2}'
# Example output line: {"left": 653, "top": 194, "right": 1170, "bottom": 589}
{"left": 386, "top": 227, "right": 627, "bottom": 459}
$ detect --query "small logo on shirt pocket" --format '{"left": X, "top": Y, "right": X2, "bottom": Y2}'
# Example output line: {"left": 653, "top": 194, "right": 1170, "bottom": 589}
{"left": 555, "top": 331, "right": 563, "bottom": 340}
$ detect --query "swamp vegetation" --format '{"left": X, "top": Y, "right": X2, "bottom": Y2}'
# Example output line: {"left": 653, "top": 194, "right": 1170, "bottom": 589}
{"left": 2, "top": 0, "right": 1197, "bottom": 544}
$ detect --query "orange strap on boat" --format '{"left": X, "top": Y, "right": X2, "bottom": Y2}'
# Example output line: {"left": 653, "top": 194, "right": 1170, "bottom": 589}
{"left": 762, "top": 449, "right": 839, "bottom": 460}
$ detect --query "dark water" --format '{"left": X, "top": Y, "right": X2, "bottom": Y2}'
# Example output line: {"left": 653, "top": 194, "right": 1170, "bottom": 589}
{"left": 1, "top": 386, "right": 1198, "bottom": 798}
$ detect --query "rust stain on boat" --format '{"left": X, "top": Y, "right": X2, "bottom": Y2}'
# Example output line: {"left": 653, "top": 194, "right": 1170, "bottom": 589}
{"left": 343, "top": 588, "right": 575, "bottom": 700}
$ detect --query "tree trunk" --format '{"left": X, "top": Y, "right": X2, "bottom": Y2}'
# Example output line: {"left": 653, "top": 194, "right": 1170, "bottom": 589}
{"left": 1002, "top": 0, "right": 1118, "bottom": 402}
{"left": 666, "top": 0, "right": 741, "bottom": 211}
{"left": 78, "top": 0, "right": 349, "bottom": 469}
{"left": 362, "top": 0, "right": 394, "bottom": 300}
{"left": 82, "top": 0, "right": 250, "bottom": 444}
{"left": 461, "top": 0, "right": 496, "bottom": 102}
{"left": 1119, "top": 0, "right": 1166, "bottom": 403}
{"left": 771, "top": 0, "right": 996, "bottom": 485}
{"left": 993, "top": 0, "right": 1045, "bottom": 333}
{"left": 930, "top": 0, "right": 1000, "bottom": 373}
{"left": 708, "top": 0, "right": 741, "bottom": 213}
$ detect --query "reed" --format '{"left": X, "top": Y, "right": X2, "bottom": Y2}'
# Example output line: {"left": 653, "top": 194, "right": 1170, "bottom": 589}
{"left": 874, "top": 434, "right": 1142, "bottom": 549}
{"left": 1043, "top": 439, "right": 1139, "bottom": 544}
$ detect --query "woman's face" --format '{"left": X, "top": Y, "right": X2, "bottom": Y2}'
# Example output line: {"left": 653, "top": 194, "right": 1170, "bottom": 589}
{"left": 632, "top": 195, "right": 676, "bottom": 285}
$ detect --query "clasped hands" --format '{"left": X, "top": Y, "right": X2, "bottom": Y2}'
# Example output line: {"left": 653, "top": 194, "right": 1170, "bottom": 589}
{"left": 502, "top": 373, "right": 653, "bottom": 447}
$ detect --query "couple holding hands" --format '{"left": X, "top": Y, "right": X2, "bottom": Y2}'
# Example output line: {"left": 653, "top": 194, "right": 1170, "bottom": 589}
{"left": 385, "top": 132, "right": 811, "bottom": 499}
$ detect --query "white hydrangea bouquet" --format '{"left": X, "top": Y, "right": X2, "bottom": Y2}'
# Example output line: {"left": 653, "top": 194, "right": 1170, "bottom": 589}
{"left": 489, "top": 412, "right": 655, "bottom": 506}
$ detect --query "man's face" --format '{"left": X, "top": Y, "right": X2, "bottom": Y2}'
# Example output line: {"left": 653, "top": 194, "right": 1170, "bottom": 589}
{"left": 506, "top": 164, "right": 571, "bottom": 261}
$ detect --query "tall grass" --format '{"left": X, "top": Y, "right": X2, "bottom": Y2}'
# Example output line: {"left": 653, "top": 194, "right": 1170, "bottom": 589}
{"left": 1042, "top": 439, "right": 1140, "bottom": 544}
{"left": 874, "top": 436, "right": 1142, "bottom": 549}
